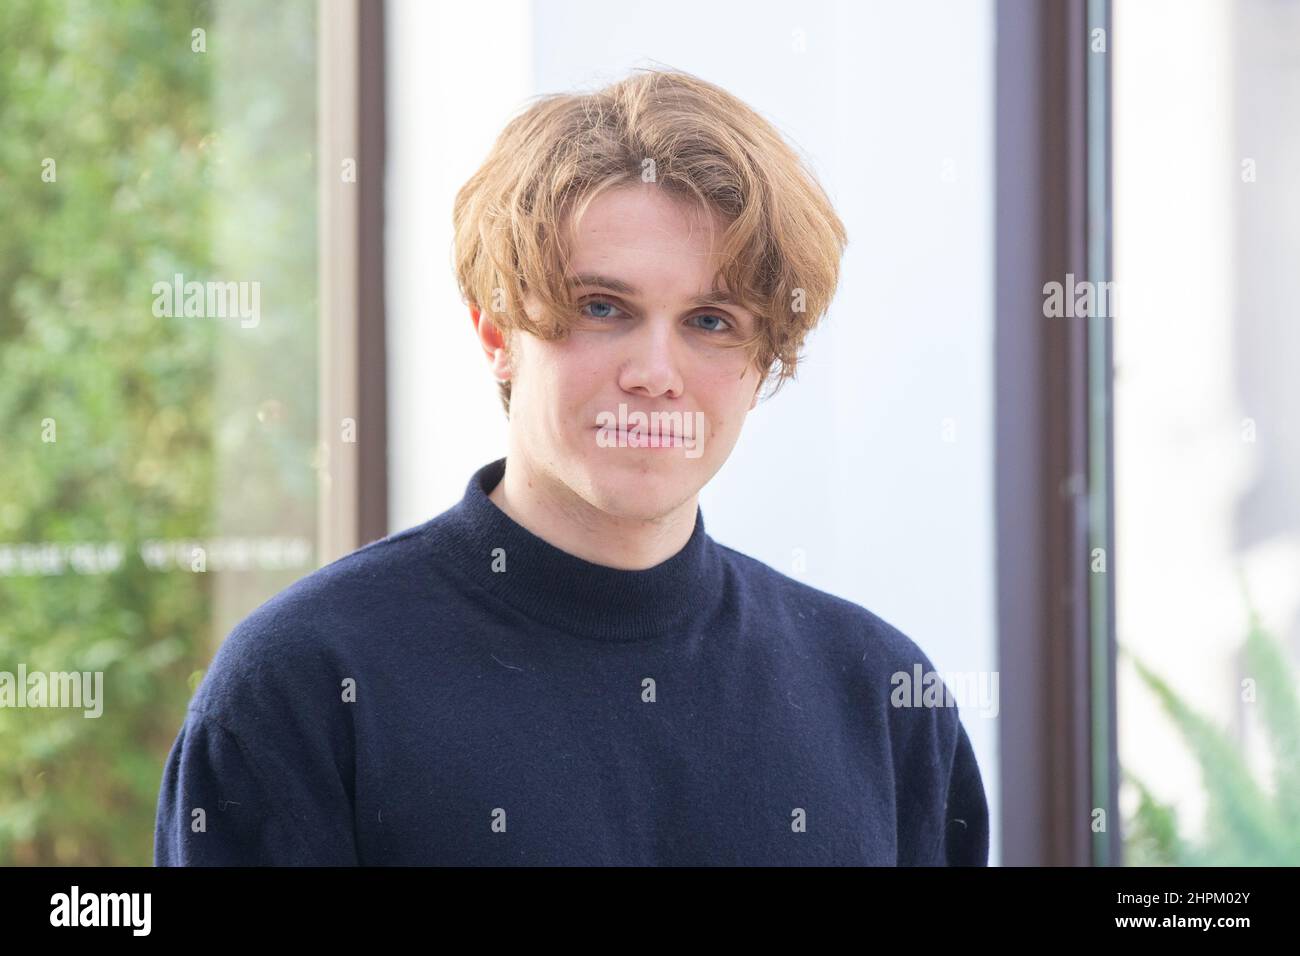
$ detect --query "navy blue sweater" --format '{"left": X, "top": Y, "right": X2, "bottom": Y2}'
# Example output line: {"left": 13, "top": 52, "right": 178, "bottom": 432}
{"left": 154, "top": 457, "right": 989, "bottom": 865}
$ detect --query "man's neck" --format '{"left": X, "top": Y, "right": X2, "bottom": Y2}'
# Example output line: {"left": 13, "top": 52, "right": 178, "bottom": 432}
{"left": 486, "top": 455, "right": 698, "bottom": 571}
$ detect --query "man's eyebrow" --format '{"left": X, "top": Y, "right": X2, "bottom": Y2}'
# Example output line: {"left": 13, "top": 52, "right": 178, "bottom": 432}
{"left": 567, "top": 274, "right": 738, "bottom": 307}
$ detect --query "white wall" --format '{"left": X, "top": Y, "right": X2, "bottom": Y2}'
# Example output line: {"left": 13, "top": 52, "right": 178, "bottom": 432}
{"left": 387, "top": 0, "right": 999, "bottom": 862}
{"left": 386, "top": 0, "right": 527, "bottom": 524}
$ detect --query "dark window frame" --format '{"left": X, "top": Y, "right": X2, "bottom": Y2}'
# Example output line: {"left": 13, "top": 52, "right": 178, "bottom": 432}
{"left": 995, "top": 0, "right": 1119, "bottom": 866}
{"left": 318, "top": 0, "right": 388, "bottom": 559}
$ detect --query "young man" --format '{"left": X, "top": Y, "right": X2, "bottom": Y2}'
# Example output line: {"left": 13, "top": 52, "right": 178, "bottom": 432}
{"left": 155, "top": 69, "right": 989, "bottom": 866}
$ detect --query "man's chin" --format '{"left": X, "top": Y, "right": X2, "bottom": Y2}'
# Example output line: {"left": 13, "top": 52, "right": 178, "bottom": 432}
{"left": 581, "top": 468, "right": 694, "bottom": 522}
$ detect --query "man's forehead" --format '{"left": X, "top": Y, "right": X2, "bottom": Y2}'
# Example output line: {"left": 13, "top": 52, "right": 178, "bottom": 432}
{"left": 564, "top": 185, "right": 726, "bottom": 248}
{"left": 565, "top": 272, "right": 739, "bottom": 307}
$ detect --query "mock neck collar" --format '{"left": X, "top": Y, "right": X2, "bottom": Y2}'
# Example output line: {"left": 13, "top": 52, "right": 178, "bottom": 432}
{"left": 434, "top": 457, "right": 722, "bottom": 642}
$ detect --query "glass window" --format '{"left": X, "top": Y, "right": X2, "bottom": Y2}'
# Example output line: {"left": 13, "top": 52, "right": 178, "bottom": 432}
{"left": 0, "top": 0, "right": 320, "bottom": 864}
{"left": 1115, "top": 0, "right": 1300, "bottom": 865}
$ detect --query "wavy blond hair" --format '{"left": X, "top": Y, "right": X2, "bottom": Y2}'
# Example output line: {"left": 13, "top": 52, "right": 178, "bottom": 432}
{"left": 452, "top": 67, "right": 847, "bottom": 417}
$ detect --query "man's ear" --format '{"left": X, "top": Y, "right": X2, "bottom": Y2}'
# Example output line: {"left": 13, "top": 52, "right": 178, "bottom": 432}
{"left": 471, "top": 306, "right": 511, "bottom": 381}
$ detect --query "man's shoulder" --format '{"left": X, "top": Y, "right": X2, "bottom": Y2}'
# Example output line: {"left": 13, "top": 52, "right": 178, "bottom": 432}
{"left": 713, "top": 540, "right": 945, "bottom": 681}
{"left": 188, "top": 516, "right": 443, "bottom": 721}
{"left": 229, "top": 517, "right": 435, "bottom": 635}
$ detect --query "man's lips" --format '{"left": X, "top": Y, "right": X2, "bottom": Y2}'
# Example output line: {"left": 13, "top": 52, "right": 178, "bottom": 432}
{"left": 593, "top": 425, "right": 686, "bottom": 446}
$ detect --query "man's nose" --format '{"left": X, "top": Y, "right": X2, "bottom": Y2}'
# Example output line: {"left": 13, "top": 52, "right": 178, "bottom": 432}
{"left": 619, "top": 317, "right": 683, "bottom": 397}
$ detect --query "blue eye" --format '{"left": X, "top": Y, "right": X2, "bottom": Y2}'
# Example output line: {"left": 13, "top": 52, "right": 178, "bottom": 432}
{"left": 581, "top": 299, "right": 622, "bottom": 320}
{"left": 579, "top": 297, "right": 733, "bottom": 332}
{"left": 693, "top": 313, "right": 730, "bottom": 332}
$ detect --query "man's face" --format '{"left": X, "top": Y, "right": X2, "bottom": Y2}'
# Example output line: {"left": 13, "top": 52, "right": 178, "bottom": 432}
{"left": 499, "top": 182, "right": 763, "bottom": 523}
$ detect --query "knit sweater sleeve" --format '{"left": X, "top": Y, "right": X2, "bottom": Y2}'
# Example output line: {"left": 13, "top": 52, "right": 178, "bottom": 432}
{"left": 927, "top": 718, "right": 990, "bottom": 866}
{"left": 153, "top": 578, "right": 364, "bottom": 866}
{"left": 154, "top": 707, "right": 337, "bottom": 865}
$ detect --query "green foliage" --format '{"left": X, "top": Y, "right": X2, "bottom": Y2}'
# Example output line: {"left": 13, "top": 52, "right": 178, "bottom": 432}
{"left": 1121, "top": 608, "right": 1300, "bottom": 865}
{"left": 0, "top": 0, "right": 316, "bottom": 864}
